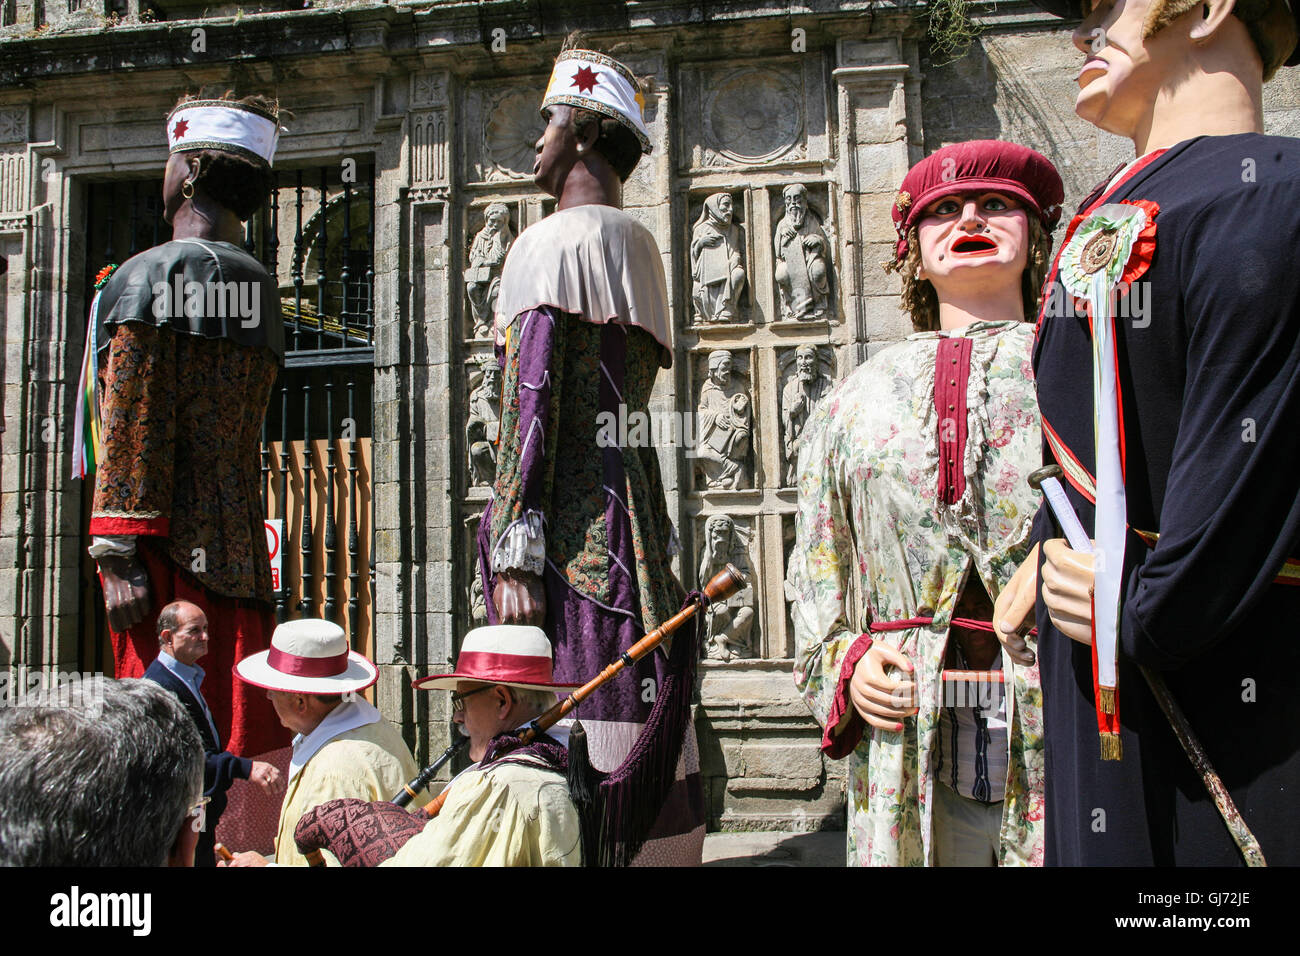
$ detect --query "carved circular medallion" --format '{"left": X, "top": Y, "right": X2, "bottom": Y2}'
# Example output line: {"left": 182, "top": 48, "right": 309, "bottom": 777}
{"left": 703, "top": 68, "right": 801, "bottom": 164}
{"left": 1080, "top": 228, "right": 1119, "bottom": 275}
{"left": 483, "top": 89, "right": 543, "bottom": 181}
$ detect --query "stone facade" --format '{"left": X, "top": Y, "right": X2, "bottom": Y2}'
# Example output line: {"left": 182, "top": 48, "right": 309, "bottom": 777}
{"left": 2, "top": 1, "right": 1297, "bottom": 834}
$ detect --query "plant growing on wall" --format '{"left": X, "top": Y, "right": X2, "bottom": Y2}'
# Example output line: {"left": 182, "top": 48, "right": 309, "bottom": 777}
{"left": 927, "top": 0, "right": 983, "bottom": 65}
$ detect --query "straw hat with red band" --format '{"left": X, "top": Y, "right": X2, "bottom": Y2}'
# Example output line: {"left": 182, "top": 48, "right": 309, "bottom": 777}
{"left": 413, "top": 625, "right": 582, "bottom": 694}
{"left": 890, "top": 140, "right": 1065, "bottom": 264}
{"left": 234, "top": 619, "right": 378, "bottom": 695}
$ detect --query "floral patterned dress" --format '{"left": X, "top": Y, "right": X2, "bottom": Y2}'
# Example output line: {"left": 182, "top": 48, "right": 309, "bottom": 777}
{"left": 787, "top": 320, "right": 1045, "bottom": 866}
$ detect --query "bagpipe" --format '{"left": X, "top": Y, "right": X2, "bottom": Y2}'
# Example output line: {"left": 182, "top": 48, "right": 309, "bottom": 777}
{"left": 294, "top": 563, "right": 747, "bottom": 867}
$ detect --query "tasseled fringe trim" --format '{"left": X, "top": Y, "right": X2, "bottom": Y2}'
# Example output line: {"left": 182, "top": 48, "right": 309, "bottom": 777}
{"left": 1100, "top": 731, "right": 1122, "bottom": 761}
{"left": 1098, "top": 686, "right": 1116, "bottom": 715}
{"left": 587, "top": 591, "right": 703, "bottom": 867}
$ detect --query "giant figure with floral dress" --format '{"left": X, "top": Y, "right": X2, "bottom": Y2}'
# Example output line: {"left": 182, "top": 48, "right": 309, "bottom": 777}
{"left": 787, "top": 142, "right": 1064, "bottom": 866}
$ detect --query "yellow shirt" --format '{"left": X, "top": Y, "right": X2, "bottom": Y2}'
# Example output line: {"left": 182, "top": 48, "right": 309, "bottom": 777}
{"left": 381, "top": 756, "right": 581, "bottom": 867}
{"left": 274, "top": 717, "right": 421, "bottom": 866}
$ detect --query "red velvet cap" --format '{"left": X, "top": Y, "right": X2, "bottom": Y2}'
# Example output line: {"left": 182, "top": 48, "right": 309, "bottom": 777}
{"left": 890, "top": 140, "right": 1065, "bottom": 263}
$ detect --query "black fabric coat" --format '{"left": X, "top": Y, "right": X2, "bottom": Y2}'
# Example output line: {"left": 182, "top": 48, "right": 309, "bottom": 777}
{"left": 1032, "top": 134, "right": 1300, "bottom": 865}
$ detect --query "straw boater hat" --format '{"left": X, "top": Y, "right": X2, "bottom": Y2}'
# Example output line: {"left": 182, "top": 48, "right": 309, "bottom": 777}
{"left": 234, "top": 619, "right": 378, "bottom": 694}
{"left": 541, "top": 48, "right": 652, "bottom": 154}
{"left": 413, "top": 625, "right": 582, "bottom": 693}
{"left": 166, "top": 97, "right": 283, "bottom": 167}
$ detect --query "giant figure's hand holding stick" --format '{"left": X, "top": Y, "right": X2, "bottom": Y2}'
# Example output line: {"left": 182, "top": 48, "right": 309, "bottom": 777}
{"left": 1026, "top": 464, "right": 1266, "bottom": 867}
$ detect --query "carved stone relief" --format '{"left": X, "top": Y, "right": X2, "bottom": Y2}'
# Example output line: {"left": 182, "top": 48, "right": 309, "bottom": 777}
{"left": 0, "top": 151, "right": 25, "bottom": 215}
{"left": 466, "top": 357, "right": 501, "bottom": 487}
{"left": 465, "top": 202, "right": 514, "bottom": 338}
{"left": 694, "top": 349, "right": 753, "bottom": 491}
{"left": 699, "top": 514, "right": 756, "bottom": 661}
{"left": 411, "top": 72, "right": 445, "bottom": 109}
{"left": 481, "top": 89, "right": 544, "bottom": 182}
{"left": 779, "top": 344, "right": 834, "bottom": 486}
{"left": 702, "top": 67, "right": 802, "bottom": 166}
{"left": 470, "top": 561, "right": 488, "bottom": 627}
{"left": 773, "top": 184, "right": 833, "bottom": 321}
{"left": 690, "top": 192, "right": 746, "bottom": 325}
{"left": 410, "top": 109, "right": 448, "bottom": 187}
{"left": 0, "top": 108, "right": 26, "bottom": 143}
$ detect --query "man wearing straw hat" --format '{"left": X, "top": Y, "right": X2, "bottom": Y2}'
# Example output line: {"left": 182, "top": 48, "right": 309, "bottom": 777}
{"left": 223, "top": 619, "right": 421, "bottom": 866}
{"left": 379, "top": 625, "right": 582, "bottom": 867}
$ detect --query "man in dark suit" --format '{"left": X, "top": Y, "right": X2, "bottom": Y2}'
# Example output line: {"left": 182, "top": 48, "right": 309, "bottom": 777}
{"left": 144, "top": 600, "right": 281, "bottom": 865}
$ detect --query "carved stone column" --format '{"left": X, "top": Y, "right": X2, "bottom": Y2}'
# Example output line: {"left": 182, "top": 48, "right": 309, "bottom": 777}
{"left": 373, "top": 69, "right": 455, "bottom": 766}
{"left": 833, "top": 36, "right": 919, "bottom": 362}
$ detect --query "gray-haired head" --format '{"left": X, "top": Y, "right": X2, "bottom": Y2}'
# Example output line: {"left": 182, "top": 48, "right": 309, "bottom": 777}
{"left": 0, "top": 676, "right": 204, "bottom": 867}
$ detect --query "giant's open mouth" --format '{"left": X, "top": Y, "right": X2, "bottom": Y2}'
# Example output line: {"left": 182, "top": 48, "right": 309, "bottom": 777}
{"left": 952, "top": 236, "right": 998, "bottom": 254}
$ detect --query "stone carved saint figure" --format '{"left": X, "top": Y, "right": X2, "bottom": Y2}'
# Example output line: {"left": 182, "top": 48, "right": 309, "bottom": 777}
{"left": 699, "top": 514, "right": 756, "bottom": 661}
{"left": 695, "top": 349, "right": 752, "bottom": 490}
{"left": 781, "top": 344, "right": 833, "bottom": 485}
{"left": 690, "top": 193, "right": 746, "bottom": 324}
{"left": 465, "top": 203, "right": 514, "bottom": 338}
{"left": 774, "top": 184, "right": 831, "bottom": 321}
{"left": 466, "top": 359, "right": 502, "bottom": 486}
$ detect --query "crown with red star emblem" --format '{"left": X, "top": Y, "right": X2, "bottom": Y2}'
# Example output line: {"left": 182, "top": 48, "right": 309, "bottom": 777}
{"left": 541, "top": 49, "right": 652, "bottom": 154}
{"left": 166, "top": 97, "right": 283, "bottom": 167}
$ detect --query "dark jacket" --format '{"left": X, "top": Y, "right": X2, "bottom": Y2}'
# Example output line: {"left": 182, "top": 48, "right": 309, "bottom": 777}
{"left": 144, "top": 657, "right": 252, "bottom": 866}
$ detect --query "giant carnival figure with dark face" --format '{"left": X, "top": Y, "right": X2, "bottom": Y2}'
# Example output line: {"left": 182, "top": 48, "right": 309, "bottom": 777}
{"left": 477, "top": 39, "right": 705, "bottom": 865}
{"left": 78, "top": 92, "right": 288, "bottom": 795}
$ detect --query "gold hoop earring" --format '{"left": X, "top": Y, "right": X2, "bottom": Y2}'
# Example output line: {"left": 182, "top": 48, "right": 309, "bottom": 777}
{"left": 181, "top": 179, "right": 195, "bottom": 200}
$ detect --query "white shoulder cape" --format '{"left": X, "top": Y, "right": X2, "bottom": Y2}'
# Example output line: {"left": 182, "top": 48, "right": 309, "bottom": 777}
{"left": 493, "top": 204, "right": 672, "bottom": 366}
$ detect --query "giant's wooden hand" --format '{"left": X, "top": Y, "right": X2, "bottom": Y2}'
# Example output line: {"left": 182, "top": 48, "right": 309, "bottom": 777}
{"left": 493, "top": 568, "right": 546, "bottom": 626}
{"left": 848, "top": 642, "right": 917, "bottom": 732}
{"left": 1041, "top": 538, "right": 1095, "bottom": 645}
{"left": 993, "top": 543, "right": 1038, "bottom": 666}
{"left": 97, "top": 554, "right": 152, "bottom": 633}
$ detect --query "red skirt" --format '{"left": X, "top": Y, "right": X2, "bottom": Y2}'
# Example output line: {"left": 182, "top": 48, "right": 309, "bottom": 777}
{"left": 103, "top": 538, "right": 287, "bottom": 759}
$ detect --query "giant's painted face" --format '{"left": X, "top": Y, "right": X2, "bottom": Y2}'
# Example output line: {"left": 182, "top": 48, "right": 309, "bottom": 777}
{"left": 1071, "top": 0, "right": 1188, "bottom": 137}
{"left": 915, "top": 192, "right": 1029, "bottom": 300}
{"left": 533, "top": 104, "right": 581, "bottom": 198}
